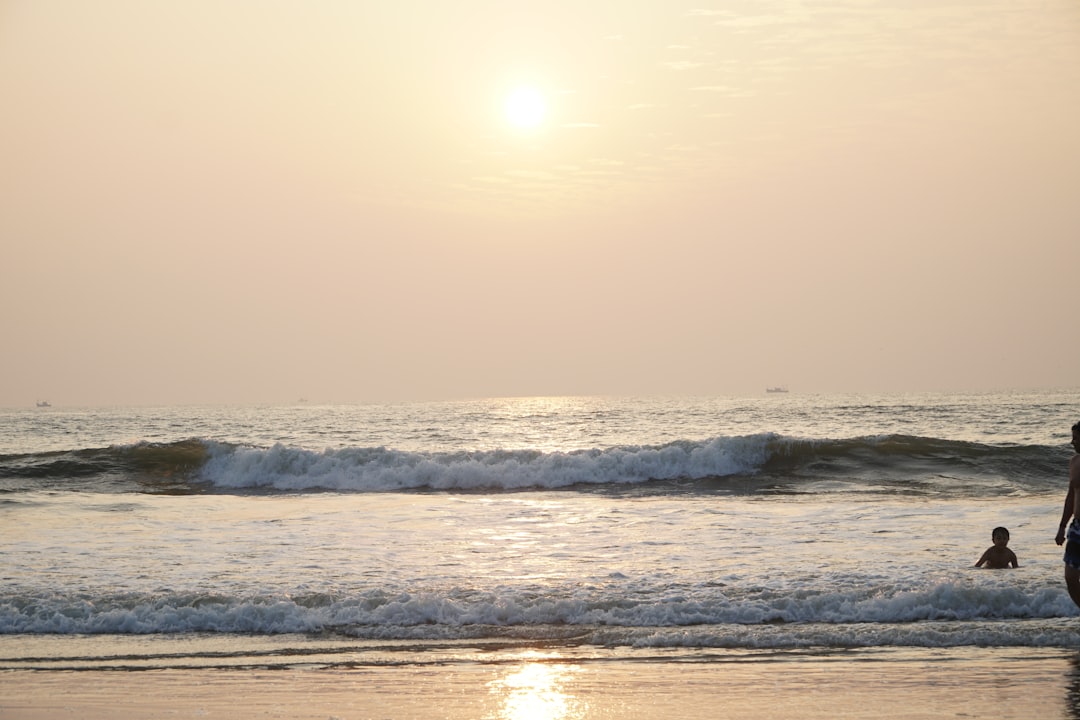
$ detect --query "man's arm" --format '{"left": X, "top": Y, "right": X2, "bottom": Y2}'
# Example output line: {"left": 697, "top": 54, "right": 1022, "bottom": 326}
{"left": 1058, "top": 484, "right": 1075, "bottom": 546}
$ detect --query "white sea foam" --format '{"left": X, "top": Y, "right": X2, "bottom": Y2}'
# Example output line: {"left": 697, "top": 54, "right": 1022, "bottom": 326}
{"left": 3, "top": 582, "right": 1077, "bottom": 648}
{"left": 198, "top": 436, "right": 775, "bottom": 491}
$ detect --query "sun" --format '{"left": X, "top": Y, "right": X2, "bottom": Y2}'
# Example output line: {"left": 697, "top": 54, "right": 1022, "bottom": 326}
{"left": 504, "top": 85, "right": 548, "bottom": 131}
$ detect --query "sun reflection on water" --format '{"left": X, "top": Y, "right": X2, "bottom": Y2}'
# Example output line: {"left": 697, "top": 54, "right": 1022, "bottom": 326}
{"left": 488, "top": 656, "right": 585, "bottom": 720}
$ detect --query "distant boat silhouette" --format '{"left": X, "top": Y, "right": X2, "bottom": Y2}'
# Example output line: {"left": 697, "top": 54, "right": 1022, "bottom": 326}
{"left": 36, "top": 400, "right": 51, "bottom": 407}
{"left": 765, "top": 387, "right": 788, "bottom": 394}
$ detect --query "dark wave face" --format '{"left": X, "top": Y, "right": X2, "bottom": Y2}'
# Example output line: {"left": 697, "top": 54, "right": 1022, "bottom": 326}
{"left": 0, "top": 435, "right": 1070, "bottom": 497}
{"left": 757, "top": 435, "right": 1070, "bottom": 496}
{"left": 0, "top": 440, "right": 210, "bottom": 494}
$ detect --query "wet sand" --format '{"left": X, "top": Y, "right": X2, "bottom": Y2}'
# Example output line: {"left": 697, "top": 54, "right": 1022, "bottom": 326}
{"left": 2, "top": 648, "right": 1078, "bottom": 719}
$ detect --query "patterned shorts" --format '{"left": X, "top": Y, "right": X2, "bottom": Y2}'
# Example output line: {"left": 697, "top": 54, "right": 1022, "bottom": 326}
{"left": 1064, "top": 520, "right": 1080, "bottom": 570}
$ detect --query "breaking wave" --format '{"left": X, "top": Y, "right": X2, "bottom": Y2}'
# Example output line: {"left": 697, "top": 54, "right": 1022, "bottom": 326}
{"left": 0, "top": 435, "right": 1068, "bottom": 496}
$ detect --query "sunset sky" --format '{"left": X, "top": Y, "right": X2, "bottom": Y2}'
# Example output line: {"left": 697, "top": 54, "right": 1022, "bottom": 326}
{"left": 2, "top": 1, "right": 1078, "bottom": 406}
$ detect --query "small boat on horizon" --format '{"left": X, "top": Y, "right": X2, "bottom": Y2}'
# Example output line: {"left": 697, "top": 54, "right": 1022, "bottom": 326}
{"left": 36, "top": 400, "right": 51, "bottom": 407}
{"left": 765, "top": 387, "right": 789, "bottom": 394}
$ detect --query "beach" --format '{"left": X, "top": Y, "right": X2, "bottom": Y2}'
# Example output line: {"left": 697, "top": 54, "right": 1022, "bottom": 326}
{"left": 2, "top": 647, "right": 1076, "bottom": 719}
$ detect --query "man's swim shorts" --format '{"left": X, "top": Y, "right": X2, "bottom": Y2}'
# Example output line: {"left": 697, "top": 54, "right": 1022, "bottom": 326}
{"left": 1064, "top": 520, "right": 1080, "bottom": 570}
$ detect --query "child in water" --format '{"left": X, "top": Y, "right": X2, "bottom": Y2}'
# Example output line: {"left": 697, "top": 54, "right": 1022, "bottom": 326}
{"left": 975, "top": 526, "right": 1019, "bottom": 568}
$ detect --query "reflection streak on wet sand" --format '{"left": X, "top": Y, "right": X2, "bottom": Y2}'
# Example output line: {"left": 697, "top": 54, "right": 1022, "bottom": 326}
{"left": 0, "top": 649, "right": 1075, "bottom": 719}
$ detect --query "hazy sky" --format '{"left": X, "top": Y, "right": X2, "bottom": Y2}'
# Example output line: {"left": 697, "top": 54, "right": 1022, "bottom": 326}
{"left": 2, "top": 1, "right": 1078, "bottom": 406}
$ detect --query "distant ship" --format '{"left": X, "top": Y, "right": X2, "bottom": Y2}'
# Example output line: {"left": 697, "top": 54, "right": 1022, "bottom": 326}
{"left": 36, "top": 400, "right": 51, "bottom": 407}
{"left": 765, "top": 387, "right": 789, "bottom": 394}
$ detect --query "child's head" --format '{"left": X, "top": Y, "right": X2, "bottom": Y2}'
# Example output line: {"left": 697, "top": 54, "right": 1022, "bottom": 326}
{"left": 992, "top": 527, "right": 1010, "bottom": 545}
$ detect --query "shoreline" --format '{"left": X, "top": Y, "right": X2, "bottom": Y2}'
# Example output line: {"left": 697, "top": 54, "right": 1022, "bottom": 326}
{"left": 2, "top": 647, "right": 1078, "bottom": 719}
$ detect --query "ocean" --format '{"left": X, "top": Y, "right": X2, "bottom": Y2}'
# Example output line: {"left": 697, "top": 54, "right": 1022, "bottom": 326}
{"left": 2, "top": 390, "right": 1079, "bottom": 679}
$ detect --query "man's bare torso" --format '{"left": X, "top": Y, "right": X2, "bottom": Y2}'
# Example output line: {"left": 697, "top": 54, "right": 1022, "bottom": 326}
{"left": 1071, "top": 454, "right": 1080, "bottom": 520}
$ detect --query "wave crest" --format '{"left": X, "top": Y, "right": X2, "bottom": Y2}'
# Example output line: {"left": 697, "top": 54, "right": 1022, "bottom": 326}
{"left": 199, "top": 435, "right": 774, "bottom": 492}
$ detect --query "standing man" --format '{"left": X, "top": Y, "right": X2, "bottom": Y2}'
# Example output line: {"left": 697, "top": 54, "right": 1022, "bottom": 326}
{"left": 1055, "top": 421, "right": 1080, "bottom": 609}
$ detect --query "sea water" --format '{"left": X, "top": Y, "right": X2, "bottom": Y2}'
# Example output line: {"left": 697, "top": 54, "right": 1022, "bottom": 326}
{"left": 1, "top": 391, "right": 1079, "bottom": 670}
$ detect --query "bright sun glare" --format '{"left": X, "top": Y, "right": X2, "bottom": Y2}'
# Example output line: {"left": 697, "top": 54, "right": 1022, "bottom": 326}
{"left": 504, "top": 86, "right": 547, "bottom": 130}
